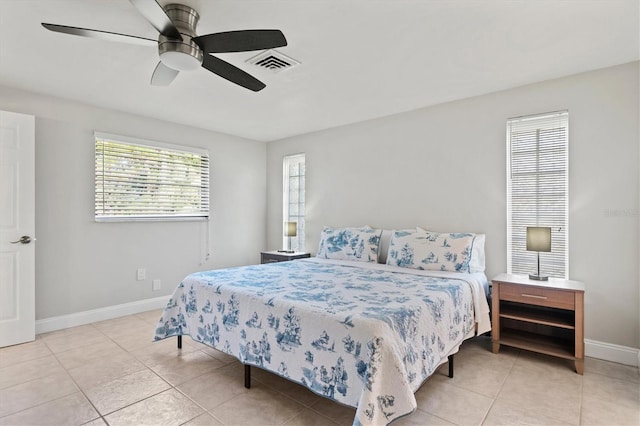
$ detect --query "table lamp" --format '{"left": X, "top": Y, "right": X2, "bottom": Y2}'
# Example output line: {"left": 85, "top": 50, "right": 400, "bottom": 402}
{"left": 279, "top": 221, "right": 297, "bottom": 253}
{"left": 526, "top": 226, "right": 551, "bottom": 281}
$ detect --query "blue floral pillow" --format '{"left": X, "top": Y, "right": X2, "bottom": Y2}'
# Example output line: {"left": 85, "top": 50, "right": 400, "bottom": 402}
{"left": 316, "top": 226, "right": 382, "bottom": 263}
{"left": 386, "top": 229, "right": 475, "bottom": 273}
{"left": 417, "top": 227, "right": 485, "bottom": 273}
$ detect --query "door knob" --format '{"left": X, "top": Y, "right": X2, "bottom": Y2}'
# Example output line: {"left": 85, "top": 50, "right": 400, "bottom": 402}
{"left": 10, "top": 235, "right": 33, "bottom": 244}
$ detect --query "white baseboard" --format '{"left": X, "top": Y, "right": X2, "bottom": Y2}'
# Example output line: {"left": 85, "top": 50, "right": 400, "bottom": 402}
{"left": 35, "top": 296, "right": 168, "bottom": 334}
{"left": 585, "top": 339, "right": 640, "bottom": 367}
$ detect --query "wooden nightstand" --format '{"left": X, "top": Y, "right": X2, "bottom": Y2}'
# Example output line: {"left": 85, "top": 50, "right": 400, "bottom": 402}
{"left": 491, "top": 273, "right": 585, "bottom": 374}
{"left": 261, "top": 251, "right": 311, "bottom": 264}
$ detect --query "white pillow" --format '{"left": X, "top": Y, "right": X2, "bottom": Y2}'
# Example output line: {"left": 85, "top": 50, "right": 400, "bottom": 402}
{"left": 469, "top": 233, "right": 486, "bottom": 273}
{"left": 316, "top": 226, "right": 382, "bottom": 263}
{"left": 387, "top": 229, "right": 476, "bottom": 273}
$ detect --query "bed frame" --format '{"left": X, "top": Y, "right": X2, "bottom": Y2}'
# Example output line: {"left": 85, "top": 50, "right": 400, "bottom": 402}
{"left": 176, "top": 335, "right": 455, "bottom": 389}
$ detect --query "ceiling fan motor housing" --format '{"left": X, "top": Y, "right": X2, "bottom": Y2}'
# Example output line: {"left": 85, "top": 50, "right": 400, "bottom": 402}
{"left": 158, "top": 4, "right": 203, "bottom": 71}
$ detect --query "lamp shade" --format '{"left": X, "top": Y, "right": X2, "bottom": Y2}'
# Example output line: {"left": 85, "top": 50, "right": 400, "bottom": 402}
{"left": 284, "top": 222, "right": 297, "bottom": 237}
{"left": 526, "top": 227, "right": 551, "bottom": 252}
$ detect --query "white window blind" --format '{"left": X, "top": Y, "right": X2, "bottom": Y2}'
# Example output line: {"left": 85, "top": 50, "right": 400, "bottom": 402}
{"left": 283, "top": 154, "right": 305, "bottom": 251}
{"left": 95, "top": 132, "right": 209, "bottom": 221}
{"left": 507, "top": 111, "right": 568, "bottom": 279}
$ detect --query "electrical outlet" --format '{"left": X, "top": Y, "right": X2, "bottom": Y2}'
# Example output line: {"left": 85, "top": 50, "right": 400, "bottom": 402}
{"left": 152, "top": 279, "right": 161, "bottom": 291}
{"left": 136, "top": 268, "right": 146, "bottom": 281}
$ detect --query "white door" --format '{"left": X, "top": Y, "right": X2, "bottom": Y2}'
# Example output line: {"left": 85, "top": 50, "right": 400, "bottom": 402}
{"left": 0, "top": 110, "right": 35, "bottom": 347}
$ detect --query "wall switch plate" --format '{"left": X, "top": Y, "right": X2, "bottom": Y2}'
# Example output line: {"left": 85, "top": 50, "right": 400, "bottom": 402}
{"left": 152, "top": 279, "right": 161, "bottom": 291}
{"left": 136, "top": 268, "right": 146, "bottom": 281}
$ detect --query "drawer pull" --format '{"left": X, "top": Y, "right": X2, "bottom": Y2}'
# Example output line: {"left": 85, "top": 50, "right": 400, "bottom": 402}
{"left": 521, "top": 294, "right": 548, "bottom": 300}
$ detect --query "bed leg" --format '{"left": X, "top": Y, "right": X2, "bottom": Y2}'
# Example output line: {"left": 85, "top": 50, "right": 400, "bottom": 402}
{"left": 177, "top": 335, "right": 182, "bottom": 349}
{"left": 244, "top": 365, "right": 251, "bottom": 389}
{"left": 448, "top": 354, "right": 454, "bottom": 378}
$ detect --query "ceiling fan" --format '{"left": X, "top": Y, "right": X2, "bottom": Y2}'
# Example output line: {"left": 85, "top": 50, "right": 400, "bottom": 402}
{"left": 42, "top": 0, "right": 287, "bottom": 91}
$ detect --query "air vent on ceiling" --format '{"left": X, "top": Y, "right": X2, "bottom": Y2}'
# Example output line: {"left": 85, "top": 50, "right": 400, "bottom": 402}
{"left": 246, "top": 49, "right": 300, "bottom": 73}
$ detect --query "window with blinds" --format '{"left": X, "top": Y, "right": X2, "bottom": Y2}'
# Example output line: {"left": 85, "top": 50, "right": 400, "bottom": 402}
{"left": 95, "top": 132, "right": 209, "bottom": 221}
{"left": 283, "top": 154, "right": 305, "bottom": 251}
{"left": 507, "top": 111, "right": 568, "bottom": 279}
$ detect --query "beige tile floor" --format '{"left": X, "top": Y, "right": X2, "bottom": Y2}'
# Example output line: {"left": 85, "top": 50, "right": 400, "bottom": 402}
{"left": 0, "top": 309, "right": 638, "bottom": 426}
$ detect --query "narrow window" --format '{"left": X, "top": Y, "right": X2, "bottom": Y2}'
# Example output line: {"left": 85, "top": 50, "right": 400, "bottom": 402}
{"left": 283, "top": 154, "right": 305, "bottom": 252}
{"left": 507, "top": 111, "right": 569, "bottom": 278}
{"left": 95, "top": 132, "right": 209, "bottom": 221}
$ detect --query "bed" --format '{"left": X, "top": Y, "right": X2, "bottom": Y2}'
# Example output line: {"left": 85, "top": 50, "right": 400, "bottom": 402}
{"left": 154, "top": 227, "right": 491, "bottom": 426}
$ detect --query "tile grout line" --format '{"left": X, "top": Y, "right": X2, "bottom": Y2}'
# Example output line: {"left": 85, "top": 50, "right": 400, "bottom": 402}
{"left": 489, "top": 349, "right": 586, "bottom": 426}
{"left": 0, "top": 341, "right": 102, "bottom": 424}
{"left": 178, "top": 404, "right": 225, "bottom": 426}
{"left": 96, "top": 341, "right": 177, "bottom": 419}
{"left": 478, "top": 348, "right": 521, "bottom": 425}
{"left": 584, "top": 368, "right": 640, "bottom": 384}
{"left": 51, "top": 324, "right": 170, "bottom": 425}
{"left": 134, "top": 337, "right": 229, "bottom": 426}
{"left": 49, "top": 330, "right": 113, "bottom": 426}
{"left": 171, "top": 376, "right": 223, "bottom": 425}
{"left": 578, "top": 368, "right": 585, "bottom": 426}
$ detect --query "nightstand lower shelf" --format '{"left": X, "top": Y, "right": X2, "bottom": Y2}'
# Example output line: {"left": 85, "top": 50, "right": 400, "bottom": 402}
{"left": 497, "top": 330, "right": 575, "bottom": 359}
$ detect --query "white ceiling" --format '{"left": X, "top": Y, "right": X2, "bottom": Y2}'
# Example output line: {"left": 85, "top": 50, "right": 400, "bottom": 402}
{"left": 0, "top": 0, "right": 638, "bottom": 142}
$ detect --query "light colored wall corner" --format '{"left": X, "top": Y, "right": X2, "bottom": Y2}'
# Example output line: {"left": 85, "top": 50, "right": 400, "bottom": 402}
{"left": 36, "top": 296, "right": 168, "bottom": 334}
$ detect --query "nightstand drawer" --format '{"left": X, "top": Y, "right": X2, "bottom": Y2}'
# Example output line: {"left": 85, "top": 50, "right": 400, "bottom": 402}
{"left": 499, "top": 283, "right": 575, "bottom": 310}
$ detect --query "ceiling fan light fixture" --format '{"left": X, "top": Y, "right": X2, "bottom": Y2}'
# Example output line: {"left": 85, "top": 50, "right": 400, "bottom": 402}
{"left": 157, "top": 4, "right": 202, "bottom": 72}
{"left": 160, "top": 50, "right": 202, "bottom": 71}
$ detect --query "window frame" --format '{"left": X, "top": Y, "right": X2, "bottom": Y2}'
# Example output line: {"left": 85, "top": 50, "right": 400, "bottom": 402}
{"left": 94, "top": 132, "right": 210, "bottom": 222}
{"left": 506, "top": 111, "right": 569, "bottom": 279}
{"left": 282, "top": 153, "right": 305, "bottom": 252}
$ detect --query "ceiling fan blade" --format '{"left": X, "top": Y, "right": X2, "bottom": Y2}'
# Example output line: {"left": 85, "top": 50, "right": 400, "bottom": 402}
{"left": 194, "top": 30, "right": 287, "bottom": 53}
{"left": 41, "top": 23, "right": 156, "bottom": 47}
{"left": 202, "top": 54, "right": 265, "bottom": 92}
{"left": 129, "top": 0, "right": 182, "bottom": 40}
{"left": 151, "top": 62, "right": 179, "bottom": 86}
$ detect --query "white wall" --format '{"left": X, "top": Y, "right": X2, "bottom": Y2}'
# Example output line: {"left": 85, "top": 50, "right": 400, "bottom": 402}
{"left": 0, "top": 85, "right": 267, "bottom": 320}
{"left": 266, "top": 61, "right": 639, "bottom": 350}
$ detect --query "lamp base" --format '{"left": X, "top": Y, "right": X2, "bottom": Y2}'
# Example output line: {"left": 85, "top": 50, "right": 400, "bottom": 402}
{"left": 529, "top": 274, "right": 549, "bottom": 281}
{"left": 277, "top": 249, "right": 295, "bottom": 254}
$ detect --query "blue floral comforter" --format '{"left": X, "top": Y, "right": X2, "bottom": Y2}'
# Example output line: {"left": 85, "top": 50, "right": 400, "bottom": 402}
{"left": 154, "top": 258, "right": 490, "bottom": 426}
